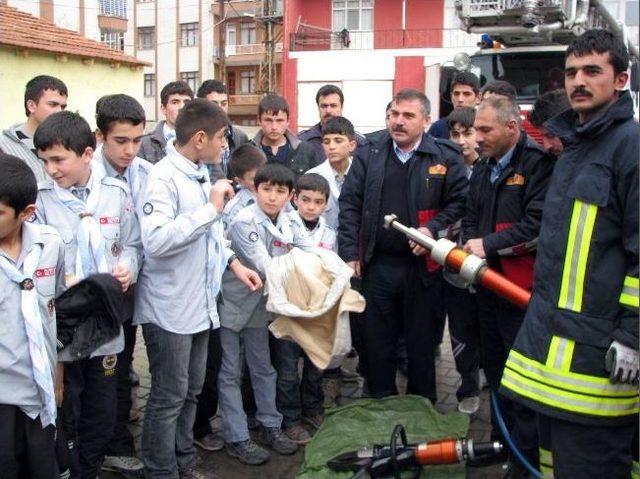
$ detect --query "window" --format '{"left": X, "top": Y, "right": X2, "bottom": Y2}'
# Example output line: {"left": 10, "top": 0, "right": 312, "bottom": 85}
{"left": 101, "top": 29, "right": 125, "bottom": 50}
{"left": 626, "top": 0, "right": 639, "bottom": 25}
{"left": 138, "top": 27, "right": 155, "bottom": 49}
{"left": 180, "top": 71, "right": 199, "bottom": 92}
{"left": 240, "top": 70, "right": 256, "bottom": 93}
{"left": 181, "top": 22, "right": 198, "bottom": 47}
{"left": 240, "top": 22, "right": 257, "bottom": 45}
{"left": 332, "top": 0, "right": 373, "bottom": 31}
{"left": 99, "top": 0, "right": 127, "bottom": 18}
{"left": 144, "top": 74, "right": 155, "bottom": 97}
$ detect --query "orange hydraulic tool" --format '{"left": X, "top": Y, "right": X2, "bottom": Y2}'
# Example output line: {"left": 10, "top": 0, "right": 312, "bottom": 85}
{"left": 383, "top": 214, "right": 531, "bottom": 309}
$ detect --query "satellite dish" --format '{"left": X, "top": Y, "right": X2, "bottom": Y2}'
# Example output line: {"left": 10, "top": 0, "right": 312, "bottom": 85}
{"left": 453, "top": 52, "right": 472, "bottom": 71}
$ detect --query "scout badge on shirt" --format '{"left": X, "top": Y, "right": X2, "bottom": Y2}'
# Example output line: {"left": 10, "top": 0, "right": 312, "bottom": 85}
{"left": 47, "top": 299, "right": 55, "bottom": 316}
{"left": 111, "top": 242, "right": 122, "bottom": 257}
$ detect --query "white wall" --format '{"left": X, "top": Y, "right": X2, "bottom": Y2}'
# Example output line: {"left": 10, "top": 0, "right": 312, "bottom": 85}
{"left": 8, "top": 0, "right": 39, "bottom": 19}
{"left": 53, "top": 0, "right": 80, "bottom": 32}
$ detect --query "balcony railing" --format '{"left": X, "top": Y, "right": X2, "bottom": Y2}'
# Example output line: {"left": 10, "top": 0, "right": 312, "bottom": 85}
{"left": 289, "top": 28, "right": 480, "bottom": 52}
{"left": 225, "top": 42, "right": 283, "bottom": 56}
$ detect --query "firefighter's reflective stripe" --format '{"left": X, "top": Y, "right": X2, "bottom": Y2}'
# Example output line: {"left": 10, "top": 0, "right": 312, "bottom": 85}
{"left": 619, "top": 276, "right": 639, "bottom": 309}
{"left": 539, "top": 447, "right": 554, "bottom": 479}
{"left": 558, "top": 200, "right": 598, "bottom": 312}
{"left": 632, "top": 460, "right": 639, "bottom": 479}
{"left": 502, "top": 347, "right": 640, "bottom": 417}
{"left": 545, "top": 337, "right": 574, "bottom": 372}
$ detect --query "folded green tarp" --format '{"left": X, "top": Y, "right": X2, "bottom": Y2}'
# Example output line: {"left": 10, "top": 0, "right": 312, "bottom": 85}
{"left": 297, "top": 395, "right": 470, "bottom": 479}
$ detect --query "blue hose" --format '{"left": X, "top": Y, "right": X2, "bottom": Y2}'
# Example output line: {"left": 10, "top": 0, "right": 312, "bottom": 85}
{"left": 490, "top": 392, "right": 542, "bottom": 479}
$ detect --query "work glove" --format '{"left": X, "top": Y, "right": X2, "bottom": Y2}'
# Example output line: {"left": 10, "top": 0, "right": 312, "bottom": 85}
{"left": 605, "top": 340, "right": 639, "bottom": 384}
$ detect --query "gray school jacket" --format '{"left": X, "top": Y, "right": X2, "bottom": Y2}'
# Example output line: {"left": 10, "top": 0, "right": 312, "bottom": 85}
{"left": 219, "top": 203, "right": 293, "bottom": 331}
{"left": 34, "top": 172, "right": 141, "bottom": 357}
{"left": 134, "top": 145, "right": 232, "bottom": 333}
{"left": 0, "top": 223, "right": 65, "bottom": 420}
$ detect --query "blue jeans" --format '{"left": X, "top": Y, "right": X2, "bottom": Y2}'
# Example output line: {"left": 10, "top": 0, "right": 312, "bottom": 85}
{"left": 272, "top": 337, "right": 324, "bottom": 428}
{"left": 218, "top": 326, "right": 282, "bottom": 443}
{"left": 141, "top": 324, "right": 209, "bottom": 479}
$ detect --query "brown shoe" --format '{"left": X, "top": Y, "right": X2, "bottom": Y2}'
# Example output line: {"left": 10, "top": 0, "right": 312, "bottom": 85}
{"left": 284, "top": 424, "right": 311, "bottom": 445}
{"left": 302, "top": 414, "right": 324, "bottom": 430}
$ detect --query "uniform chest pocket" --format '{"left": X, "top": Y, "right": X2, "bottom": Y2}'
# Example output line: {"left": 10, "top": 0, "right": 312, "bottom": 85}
{"left": 567, "top": 171, "right": 610, "bottom": 207}
{"left": 35, "top": 267, "right": 57, "bottom": 297}
{"left": 98, "top": 216, "right": 121, "bottom": 239}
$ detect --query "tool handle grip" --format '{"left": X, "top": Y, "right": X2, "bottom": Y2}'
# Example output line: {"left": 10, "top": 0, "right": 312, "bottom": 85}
{"left": 479, "top": 267, "right": 531, "bottom": 309}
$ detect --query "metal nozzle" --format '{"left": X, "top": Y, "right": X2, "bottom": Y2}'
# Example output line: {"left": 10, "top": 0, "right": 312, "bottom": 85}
{"left": 383, "top": 214, "right": 398, "bottom": 230}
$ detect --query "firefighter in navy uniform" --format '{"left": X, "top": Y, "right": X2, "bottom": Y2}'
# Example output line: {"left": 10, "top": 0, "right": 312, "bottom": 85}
{"left": 462, "top": 96, "right": 556, "bottom": 476}
{"left": 500, "top": 30, "right": 639, "bottom": 478}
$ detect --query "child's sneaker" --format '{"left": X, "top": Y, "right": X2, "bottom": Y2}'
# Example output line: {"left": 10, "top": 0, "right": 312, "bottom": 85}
{"left": 225, "top": 439, "right": 270, "bottom": 465}
{"left": 258, "top": 426, "right": 299, "bottom": 455}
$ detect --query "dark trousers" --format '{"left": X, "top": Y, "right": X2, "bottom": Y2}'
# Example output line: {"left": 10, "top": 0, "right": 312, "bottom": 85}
{"left": 538, "top": 413, "right": 637, "bottom": 478}
{"left": 0, "top": 405, "right": 58, "bottom": 479}
{"left": 476, "top": 288, "right": 538, "bottom": 465}
{"left": 63, "top": 355, "right": 118, "bottom": 479}
{"left": 445, "top": 281, "right": 480, "bottom": 400}
{"left": 193, "top": 328, "right": 222, "bottom": 440}
{"left": 105, "top": 319, "right": 137, "bottom": 456}
{"left": 272, "top": 337, "right": 324, "bottom": 427}
{"left": 362, "top": 256, "right": 443, "bottom": 402}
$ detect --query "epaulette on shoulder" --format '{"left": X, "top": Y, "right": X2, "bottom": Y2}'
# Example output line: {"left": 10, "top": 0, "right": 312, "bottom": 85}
{"left": 102, "top": 176, "right": 131, "bottom": 195}
{"left": 152, "top": 159, "right": 175, "bottom": 181}
{"left": 38, "top": 224, "right": 62, "bottom": 241}
{"left": 38, "top": 179, "right": 55, "bottom": 191}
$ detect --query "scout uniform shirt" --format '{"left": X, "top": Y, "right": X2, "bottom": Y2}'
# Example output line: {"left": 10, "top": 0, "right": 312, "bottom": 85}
{"left": 289, "top": 209, "right": 337, "bottom": 252}
{"left": 134, "top": 141, "right": 233, "bottom": 333}
{"left": 0, "top": 222, "right": 65, "bottom": 426}
{"left": 34, "top": 166, "right": 141, "bottom": 357}
{"left": 219, "top": 203, "right": 293, "bottom": 331}
{"left": 307, "top": 158, "right": 351, "bottom": 231}
{"left": 222, "top": 186, "right": 255, "bottom": 232}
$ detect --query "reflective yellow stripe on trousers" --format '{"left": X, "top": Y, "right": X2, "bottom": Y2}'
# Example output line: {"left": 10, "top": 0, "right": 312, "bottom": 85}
{"left": 620, "top": 276, "right": 640, "bottom": 309}
{"left": 539, "top": 447, "right": 554, "bottom": 479}
{"left": 558, "top": 200, "right": 597, "bottom": 312}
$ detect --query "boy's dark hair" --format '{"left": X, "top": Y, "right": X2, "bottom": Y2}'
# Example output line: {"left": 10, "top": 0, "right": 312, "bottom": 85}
{"left": 174, "top": 99, "right": 229, "bottom": 146}
{"left": 447, "top": 106, "right": 476, "bottom": 130}
{"left": 529, "top": 89, "right": 571, "bottom": 127}
{"left": 160, "top": 81, "right": 194, "bottom": 107}
{"left": 393, "top": 88, "right": 431, "bottom": 116}
{"left": 34, "top": 111, "right": 96, "bottom": 156}
{"left": 321, "top": 116, "right": 356, "bottom": 140}
{"left": 230, "top": 144, "right": 266, "bottom": 178}
{"left": 566, "top": 29, "right": 629, "bottom": 75}
{"left": 480, "top": 80, "right": 517, "bottom": 100}
{"left": 254, "top": 163, "right": 294, "bottom": 192}
{"left": 315, "top": 84, "right": 344, "bottom": 106}
{"left": 451, "top": 71, "right": 480, "bottom": 94}
{"left": 197, "top": 79, "right": 227, "bottom": 98}
{"left": 295, "top": 173, "right": 330, "bottom": 201}
{"left": 258, "top": 94, "right": 289, "bottom": 118}
{"left": 24, "top": 75, "right": 68, "bottom": 117}
{"left": 0, "top": 154, "right": 37, "bottom": 215}
{"left": 96, "top": 94, "right": 146, "bottom": 136}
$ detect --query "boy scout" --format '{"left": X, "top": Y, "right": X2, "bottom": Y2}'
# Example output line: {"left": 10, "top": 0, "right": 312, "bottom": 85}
{"left": 0, "top": 154, "right": 65, "bottom": 479}
{"left": 134, "top": 99, "right": 260, "bottom": 479}
{"left": 218, "top": 163, "right": 299, "bottom": 466}
{"left": 33, "top": 111, "right": 140, "bottom": 479}
{"left": 93, "top": 93, "right": 149, "bottom": 476}
{"left": 290, "top": 173, "right": 337, "bottom": 252}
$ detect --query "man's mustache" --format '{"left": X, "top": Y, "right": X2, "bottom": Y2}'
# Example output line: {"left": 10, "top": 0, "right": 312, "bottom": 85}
{"left": 571, "top": 88, "right": 592, "bottom": 99}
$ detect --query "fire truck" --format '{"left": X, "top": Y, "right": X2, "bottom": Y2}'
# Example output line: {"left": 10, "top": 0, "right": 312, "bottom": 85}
{"left": 435, "top": 0, "right": 639, "bottom": 129}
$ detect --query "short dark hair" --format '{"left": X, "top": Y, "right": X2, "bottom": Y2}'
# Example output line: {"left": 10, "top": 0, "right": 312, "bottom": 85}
{"left": 197, "top": 79, "right": 227, "bottom": 98}
{"left": 529, "top": 89, "right": 571, "bottom": 127}
{"left": 254, "top": 163, "right": 294, "bottom": 192}
{"left": 315, "top": 84, "right": 344, "bottom": 105}
{"left": 447, "top": 106, "right": 476, "bottom": 130}
{"left": 321, "top": 116, "right": 356, "bottom": 140}
{"left": 258, "top": 94, "right": 289, "bottom": 118}
{"left": 160, "top": 81, "right": 194, "bottom": 107}
{"left": 451, "top": 71, "right": 480, "bottom": 94}
{"left": 295, "top": 173, "right": 330, "bottom": 201}
{"left": 481, "top": 80, "right": 517, "bottom": 100}
{"left": 566, "top": 28, "right": 629, "bottom": 76}
{"left": 24, "top": 75, "right": 68, "bottom": 117}
{"left": 95, "top": 94, "right": 146, "bottom": 137}
{"left": 230, "top": 144, "right": 266, "bottom": 178}
{"left": 34, "top": 111, "right": 96, "bottom": 156}
{"left": 174, "top": 98, "right": 229, "bottom": 146}
{"left": 393, "top": 88, "right": 431, "bottom": 116}
{"left": 0, "top": 154, "right": 38, "bottom": 215}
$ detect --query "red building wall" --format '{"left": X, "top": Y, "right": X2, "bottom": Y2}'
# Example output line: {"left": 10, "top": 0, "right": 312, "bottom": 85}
{"left": 374, "top": 0, "right": 444, "bottom": 49}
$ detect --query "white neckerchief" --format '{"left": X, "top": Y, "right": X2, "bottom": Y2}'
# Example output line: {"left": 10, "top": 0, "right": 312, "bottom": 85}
{"left": 290, "top": 210, "right": 326, "bottom": 248}
{"left": 257, "top": 208, "right": 294, "bottom": 248}
{"left": 53, "top": 168, "right": 109, "bottom": 279}
{"left": 0, "top": 240, "right": 56, "bottom": 427}
{"left": 167, "top": 141, "right": 230, "bottom": 299}
{"left": 94, "top": 145, "right": 142, "bottom": 203}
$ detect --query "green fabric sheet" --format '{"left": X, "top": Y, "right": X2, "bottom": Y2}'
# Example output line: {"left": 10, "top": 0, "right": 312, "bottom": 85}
{"left": 297, "top": 395, "right": 470, "bottom": 479}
